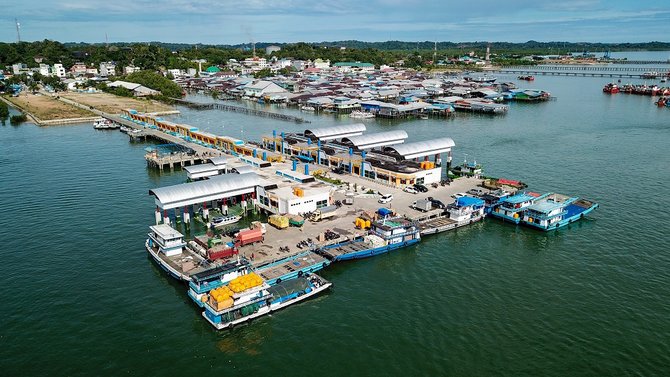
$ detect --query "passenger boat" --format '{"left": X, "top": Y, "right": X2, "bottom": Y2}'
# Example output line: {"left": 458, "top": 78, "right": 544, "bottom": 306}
{"left": 518, "top": 75, "right": 535, "bottom": 81}
{"left": 317, "top": 217, "right": 420, "bottom": 261}
{"left": 520, "top": 194, "right": 598, "bottom": 231}
{"left": 489, "top": 192, "right": 550, "bottom": 224}
{"left": 445, "top": 196, "right": 486, "bottom": 224}
{"left": 480, "top": 189, "right": 512, "bottom": 214}
{"left": 145, "top": 224, "right": 211, "bottom": 281}
{"left": 202, "top": 273, "right": 332, "bottom": 330}
{"left": 209, "top": 215, "right": 241, "bottom": 228}
{"left": 349, "top": 110, "right": 375, "bottom": 119}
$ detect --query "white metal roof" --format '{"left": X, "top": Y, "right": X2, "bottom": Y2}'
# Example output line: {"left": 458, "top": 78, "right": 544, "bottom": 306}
{"left": 383, "top": 137, "right": 455, "bottom": 160}
{"left": 341, "top": 130, "right": 408, "bottom": 150}
{"left": 304, "top": 123, "right": 367, "bottom": 141}
{"left": 149, "top": 172, "right": 262, "bottom": 209}
{"left": 184, "top": 163, "right": 224, "bottom": 180}
{"left": 208, "top": 157, "right": 228, "bottom": 166}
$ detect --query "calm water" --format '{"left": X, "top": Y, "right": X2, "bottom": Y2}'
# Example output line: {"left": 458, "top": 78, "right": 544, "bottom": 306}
{"left": 2, "top": 68, "right": 670, "bottom": 376}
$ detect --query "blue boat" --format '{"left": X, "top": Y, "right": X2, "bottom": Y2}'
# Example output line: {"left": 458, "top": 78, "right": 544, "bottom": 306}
{"left": 202, "top": 274, "right": 332, "bottom": 330}
{"left": 187, "top": 260, "right": 252, "bottom": 307}
{"left": 317, "top": 217, "right": 420, "bottom": 261}
{"left": 520, "top": 194, "right": 599, "bottom": 231}
{"left": 187, "top": 251, "right": 329, "bottom": 307}
{"left": 480, "top": 189, "right": 512, "bottom": 214}
{"left": 489, "top": 192, "right": 550, "bottom": 224}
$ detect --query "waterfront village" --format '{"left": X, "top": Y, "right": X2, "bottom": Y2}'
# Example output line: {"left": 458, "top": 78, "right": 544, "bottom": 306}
{"left": 3, "top": 47, "right": 610, "bottom": 330}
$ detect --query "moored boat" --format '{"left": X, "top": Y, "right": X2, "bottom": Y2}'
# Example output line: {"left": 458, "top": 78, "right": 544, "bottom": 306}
{"left": 202, "top": 273, "right": 331, "bottom": 330}
{"left": 603, "top": 83, "right": 620, "bottom": 94}
{"left": 317, "top": 217, "right": 420, "bottom": 261}
{"left": 93, "top": 118, "right": 118, "bottom": 129}
{"left": 489, "top": 192, "right": 550, "bottom": 224}
{"left": 349, "top": 110, "right": 375, "bottom": 119}
{"left": 520, "top": 194, "right": 598, "bottom": 230}
{"left": 187, "top": 259, "right": 252, "bottom": 306}
{"left": 209, "top": 215, "right": 241, "bottom": 228}
{"left": 145, "top": 224, "right": 211, "bottom": 281}
{"left": 518, "top": 75, "right": 535, "bottom": 81}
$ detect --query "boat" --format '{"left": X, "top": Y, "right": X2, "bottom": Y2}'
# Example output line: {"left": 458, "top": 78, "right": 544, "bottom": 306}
{"left": 317, "top": 217, "right": 420, "bottom": 261}
{"left": 520, "top": 194, "right": 598, "bottom": 231}
{"left": 445, "top": 196, "right": 486, "bottom": 224}
{"left": 201, "top": 273, "right": 332, "bottom": 330}
{"left": 464, "top": 75, "right": 497, "bottom": 84}
{"left": 518, "top": 75, "right": 535, "bottom": 81}
{"left": 209, "top": 215, "right": 241, "bottom": 228}
{"left": 480, "top": 189, "right": 512, "bottom": 214}
{"left": 419, "top": 114, "right": 429, "bottom": 120}
{"left": 488, "top": 192, "right": 550, "bottom": 224}
{"left": 300, "top": 106, "right": 315, "bottom": 112}
{"left": 603, "top": 83, "right": 620, "bottom": 94}
{"left": 349, "top": 110, "right": 375, "bottom": 119}
{"left": 187, "top": 259, "right": 252, "bottom": 307}
{"left": 642, "top": 71, "right": 659, "bottom": 79}
{"left": 145, "top": 224, "right": 212, "bottom": 281}
{"left": 93, "top": 118, "right": 118, "bottom": 129}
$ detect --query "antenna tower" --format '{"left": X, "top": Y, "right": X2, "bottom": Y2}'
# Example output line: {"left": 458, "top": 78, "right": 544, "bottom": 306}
{"left": 15, "top": 18, "right": 21, "bottom": 42}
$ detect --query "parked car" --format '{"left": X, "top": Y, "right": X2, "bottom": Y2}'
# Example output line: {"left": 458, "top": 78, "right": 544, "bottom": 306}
{"left": 414, "top": 183, "right": 429, "bottom": 193}
{"left": 451, "top": 192, "right": 467, "bottom": 199}
{"left": 378, "top": 193, "right": 394, "bottom": 204}
{"left": 467, "top": 188, "right": 488, "bottom": 197}
{"left": 331, "top": 166, "right": 346, "bottom": 174}
{"left": 403, "top": 186, "right": 418, "bottom": 194}
{"left": 429, "top": 198, "right": 446, "bottom": 209}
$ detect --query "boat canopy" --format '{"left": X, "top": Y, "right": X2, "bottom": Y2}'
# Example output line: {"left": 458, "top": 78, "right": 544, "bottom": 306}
{"left": 149, "top": 172, "right": 262, "bottom": 209}
{"left": 456, "top": 196, "right": 485, "bottom": 207}
{"left": 382, "top": 137, "right": 455, "bottom": 160}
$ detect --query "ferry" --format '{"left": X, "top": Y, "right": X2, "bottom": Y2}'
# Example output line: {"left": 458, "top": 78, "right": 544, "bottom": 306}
{"left": 202, "top": 273, "right": 332, "bottom": 330}
{"left": 317, "top": 217, "right": 420, "bottom": 261}
{"left": 520, "top": 194, "right": 599, "bottom": 231}
{"left": 489, "top": 192, "right": 550, "bottom": 224}
{"left": 146, "top": 224, "right": 211, "bottom": 281}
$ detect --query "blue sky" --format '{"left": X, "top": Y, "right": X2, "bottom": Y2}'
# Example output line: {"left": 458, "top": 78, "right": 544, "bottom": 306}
{"left": 2, "top": 0, "right": 669, "bottom": 44}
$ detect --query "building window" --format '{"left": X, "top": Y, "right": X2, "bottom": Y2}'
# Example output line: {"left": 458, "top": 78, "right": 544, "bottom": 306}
{"left": 316, "top": 199, "right": 328, "bottom": 208}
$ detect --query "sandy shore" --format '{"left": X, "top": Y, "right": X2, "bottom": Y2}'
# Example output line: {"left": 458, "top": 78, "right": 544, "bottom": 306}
{"left": 60, "top": 92, "right": 176, "bottom": 114}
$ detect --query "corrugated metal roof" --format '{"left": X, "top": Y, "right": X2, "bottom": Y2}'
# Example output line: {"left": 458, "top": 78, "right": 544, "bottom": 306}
{"left": 383, "top": 137, "right": 455, "bottom": 159}
{"left": 304, "top": 124, "right": 367, "bottom": 141}
{"left": 184, "top": 163, "right": 220, "bottom": 174}
{"left": 341, "top": 130, "right": 408, "bottom": 150}
{"left": 149, "top": 172, "right": 261, "bottom": 209}
{"left": 231, "top": 165, "right": 254, "bottom": 174}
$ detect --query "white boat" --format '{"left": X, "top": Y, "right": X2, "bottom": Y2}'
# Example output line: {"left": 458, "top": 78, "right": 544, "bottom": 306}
{"left": 300, "top": 106, "right": 315, "bottom": 112}
{"left": 209, "top": 215, "right": 241, "bottom": 228}
{"left": 349, "top": 110, "right": 375, "bottom": 119}
{"left": 93, "top": 118, "right": 118, "bottom": 129}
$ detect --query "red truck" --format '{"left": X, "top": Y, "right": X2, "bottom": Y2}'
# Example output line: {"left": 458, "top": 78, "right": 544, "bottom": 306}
{"left": 207, "top": 245, "right": 238, "bottom": 261}
{"left": 235, "top": 227, "right": 264, "bottom": 246}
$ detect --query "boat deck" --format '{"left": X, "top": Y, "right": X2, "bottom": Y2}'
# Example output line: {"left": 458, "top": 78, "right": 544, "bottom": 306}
{"left": 254, "top": 252, "right": 328, "bottom": 282}
{"left": 152, "top": 245, "right": 212, "bottom": 278}
{"left": 319, "top": 240, "right": 371, "bottom": 259}
{"left": 565, "top": 199, "right": 598, "bottom": 218}
{"left": 419, "top": 217, "right": 458, "bottom": 235}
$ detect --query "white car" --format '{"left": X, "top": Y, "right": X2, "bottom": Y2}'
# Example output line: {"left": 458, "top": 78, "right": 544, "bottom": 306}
{"left": 403, "top": 186, "right": 418, "bottom": 194}
{"left": 378, "top": 194, "right": 394, "bottom": 204}
{"left": 451, "top": 192, "right": 467, "bottom": 199}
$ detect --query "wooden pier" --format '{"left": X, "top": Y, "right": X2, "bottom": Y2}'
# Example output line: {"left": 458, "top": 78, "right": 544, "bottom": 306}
{"left": 174, "top": 99, "right": 311, "bottom": 123}
{"left": 498, "top": 65, "right": 670, "bottom": 79}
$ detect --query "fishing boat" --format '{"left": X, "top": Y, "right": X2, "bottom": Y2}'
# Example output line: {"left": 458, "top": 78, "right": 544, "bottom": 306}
{"left": 202, "top": 273, "right": 332, "bottom": 330}
{"left": 520, "top": 194, "right": 598, "bottom": 231}
{"left": 518, "top": 75, "right": 535, "bottom": 81}
{"left": 488, "top": 192, "right": 550, "bottom": 224}
{"left": 349, "top": 110, "right": 375, "bottom": 119}
{"left": 317, "top": 217, "right": 420, "bottom": 261}
{"left": 209, "top": 215, "right": 241, "bottom": 228}
{"left": 145, "top": 224, "right": 211, "bottom": 281}
{"left": 445, "top": 196, "right": 486, "bottom": 224}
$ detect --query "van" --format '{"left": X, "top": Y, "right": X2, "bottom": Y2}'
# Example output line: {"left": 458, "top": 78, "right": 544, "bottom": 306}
{"left": 378, "top": 194, "right": 394, "bottom": 204}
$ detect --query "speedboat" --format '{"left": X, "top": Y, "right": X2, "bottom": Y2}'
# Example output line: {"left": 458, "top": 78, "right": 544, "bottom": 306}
{"left": 210, "top": 215, "right": 241, "bottom": 228}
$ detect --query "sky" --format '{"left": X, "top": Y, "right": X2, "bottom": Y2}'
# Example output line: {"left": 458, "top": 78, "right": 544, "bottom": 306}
{"left": 1, "top": 0, "right": 669, "bottom": 44}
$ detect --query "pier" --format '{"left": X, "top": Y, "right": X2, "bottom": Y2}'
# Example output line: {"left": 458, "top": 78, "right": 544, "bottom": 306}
{"left": 497, "top": 65, "right": 670, "bottom": 79}
{"left": 173, "top": 99, "right": 311, "bottom": 123}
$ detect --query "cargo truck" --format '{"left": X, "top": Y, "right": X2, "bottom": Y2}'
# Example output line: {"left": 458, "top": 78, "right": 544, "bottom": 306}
{"left": 310, "top": 205, "right": 338, "bottom": 222}
{"left": 235, "top": 227, "right": 264, "bottom": 246}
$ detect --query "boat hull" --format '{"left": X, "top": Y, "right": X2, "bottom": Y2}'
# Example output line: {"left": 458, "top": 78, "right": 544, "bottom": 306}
{"left": 332, "top": 238, "right": 420, "bottom": 261}
{"left": 145, "top": 240, "right": 191, "bottom": 282}
{"left": 522, "top": 203, "right": 599, "bottom": 231}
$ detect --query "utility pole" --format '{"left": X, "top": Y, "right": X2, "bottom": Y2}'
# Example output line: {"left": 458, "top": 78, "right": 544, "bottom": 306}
{"left": 15, "top": 18, "right": 21, "bottom": 42}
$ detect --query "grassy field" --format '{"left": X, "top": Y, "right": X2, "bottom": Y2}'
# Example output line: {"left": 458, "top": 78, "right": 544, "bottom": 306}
{"left": 5, "top": 93, "right": 95, "bottom": 120}
{"left": 60, "top": 92, "right": 176, "bottom": 114}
